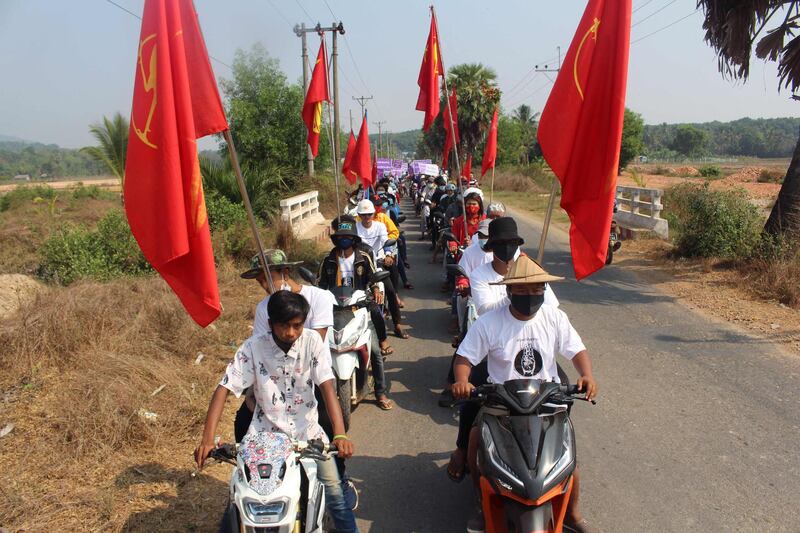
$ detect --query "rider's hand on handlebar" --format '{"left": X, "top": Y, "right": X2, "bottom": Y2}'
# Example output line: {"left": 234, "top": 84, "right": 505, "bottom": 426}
{"left": 577, "top": 374, "right": 598, "bottom": 401}
{"left": 372, "top": 287, "right": 384, "bottom": 305}
{"left": 333, "top": 437, "right": 355, "bottom": 459}
{"left": 194, "top": 439, "right": 216, "bottom": 470}
{"left": 383, "top": 255, "right": 395, "bottom": 267}
{"left": 452, "top": 381, "right": 475, "bottom": 401}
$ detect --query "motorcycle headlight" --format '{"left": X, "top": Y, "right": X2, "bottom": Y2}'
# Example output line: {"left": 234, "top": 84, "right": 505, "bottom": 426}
{"left": 244, "top": 498, "right": 287, "bottom": 524}
{"left": 543, "top": 419, "right": 575, "bottom": 489}
{"left": 481, "top": 424, "right": 524, "bottom": 490}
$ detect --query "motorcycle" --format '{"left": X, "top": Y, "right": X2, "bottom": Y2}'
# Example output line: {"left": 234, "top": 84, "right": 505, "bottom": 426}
{"left": 210, "top": 434, "right": 338, "bottom": 533}
{"left": 469, "top": 379, "right": 594, "bottom": 533}
{"left": 447, "top": 263, "right": 477, "bottom": 340}
{"left": 606, "top": 200, "right": 622, "bottom": 265}
{"left": 299, "top": 268, "right": 390, "bottom": 431}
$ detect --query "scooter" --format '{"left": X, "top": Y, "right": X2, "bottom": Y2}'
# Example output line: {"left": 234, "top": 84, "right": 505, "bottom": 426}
{"left": 447, "top": 263, "right": 477, "bottom": 339}
{"left": 606, "top": 200, "right": 622, "bottom": 265}
{"left": 469, "top": 380, "right": 594, "bottom": 533}
{"left": 210, "top": 435, "right": 338, "bottom": 533}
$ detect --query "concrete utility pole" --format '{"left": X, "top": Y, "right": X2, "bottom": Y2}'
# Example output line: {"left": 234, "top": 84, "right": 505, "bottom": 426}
{"left": 293, "top": 22, "right": 314, "bottom": 176}
{"left": 295, "top": 21, "right": 346, "bottom": 172}
{"left": 373, "top": 120, "right": 386, "bottom": 158}
{"left": 534, "top": 46, "right": 562, "bottom": 73}
{"left": 352, "top": 95, "right": 373, "bottom": 117}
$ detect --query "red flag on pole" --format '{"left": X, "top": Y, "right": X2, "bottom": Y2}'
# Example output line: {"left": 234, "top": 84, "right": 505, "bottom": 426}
{"left": 371, "top": 153, "right": 378, "bottom": 184}
{"left": 341, "top": 130, "right": 357, "bottom": 185}
{"left": 302, "top": 38, "right": 330, "bottom": 158}
{"left": 124, "top": 0, "right": 228, "bottom": 327}
{"left": 442, "top": 87, "right": 459, "bottom": 168}
{"left": 350, "top": 114, "right": 372, "bottom": 189}
{"left": 461, "top": 154, "right": 472, "bottom": 181}
{"left": 537, "top": 0, "right": 632, "bottom": 280}
{"left": 416, "top": 12, "right": 443, "bottom": 131}
{"left": 481, "top": 107, "right": 498, "bottom": 177}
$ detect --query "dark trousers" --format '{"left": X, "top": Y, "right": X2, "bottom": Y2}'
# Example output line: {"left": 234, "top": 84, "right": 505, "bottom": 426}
{"left": 382, "top": 277, "right": 402, "bottom": 327}
{"left": 455, "top": 360, "right": 489, "bottom": 450}
{"left": 368, "top": 303, "right": 387, "bottom": 342}
{"left": 371, "top": 347, "right": 387, "bottom": 396}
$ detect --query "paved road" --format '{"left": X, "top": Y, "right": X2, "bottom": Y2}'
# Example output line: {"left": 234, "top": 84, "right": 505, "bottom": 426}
{"left": 346, "top": 199, "right": 800, "bottom": 533}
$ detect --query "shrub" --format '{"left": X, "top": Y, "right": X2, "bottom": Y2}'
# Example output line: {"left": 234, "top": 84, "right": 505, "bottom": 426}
{"left": 205, "top": 190, "right": 248, "bottom": 231}
{"left": 665, "top": 183, "right": 761, "bottom": 259}
{"left": 212, "top": 220, "right": 255, "bottom": 261}
{"left": 757, "top": 169, "right": 784, "bottom": 183}
{"left": 39, "top": 209, "right": 151, "bottom": 284}
{"left": 699, "top": 165, "right": 722, "bottom": 178}
{"left": 0, "top": 185, "right": 57, "bottom": 211}
{"left": 71, "top": 184, "right": 110, "bottom": 200}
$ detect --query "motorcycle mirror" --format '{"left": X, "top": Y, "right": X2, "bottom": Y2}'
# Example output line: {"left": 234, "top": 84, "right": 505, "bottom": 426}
{"left": 298, "top": 266, "right": 316, "bottom": 284}
{"left": 442, "top": 231, "right": 456, "bottom": 242}
{"left": 446, "top": 264, "right": 467, "bottom": 278}
{"left": 370, "top": 271, "right": 391, "bottom": 283}
{"left": 383, "top": 239, "right": 397, "bottom": 248}
{"left": 397, "top": 215, "right": 407, "bottom": 224}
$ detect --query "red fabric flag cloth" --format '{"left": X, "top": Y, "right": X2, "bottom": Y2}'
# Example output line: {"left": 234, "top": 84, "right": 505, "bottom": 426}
{"left": 481, "top": 107, "right": 499, "bottom": 176}
{"left": 461, "top": 154, "right": 472, "bottom": 181}
{"left": 442, "top": 87, "right": 459, "bottom": 168}
{"left": 124, "top": 0, "right": 228, "bottom": 327}
{"left": 341, "top": 130, "right": 357, "bottom": 185}
{"left": 302, "top": 39, "right": 330, "bottom": 157}
{"left": 537, "top": 0, "right": 632, "bottom": 280}
{"left": 416, "top": 12, "right": 443, "bottom": 131}
{"left": 350, "top": 114, "right": 372, "bottom": 189}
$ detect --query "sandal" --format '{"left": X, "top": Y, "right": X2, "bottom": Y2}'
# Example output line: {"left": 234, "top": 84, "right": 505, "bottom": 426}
{"left": 446, "top": 450, "right": 467, "bottom": 483}
{"left": 376, "top": 396, "right": 393, "bottom": 410}
{"left": 394, "top": 328, "right": 409, "bottom": 339}
{"left": 404, "top": 282, "right": 414, "bottom": 289}
{"left": 380, "top": 345, "right": 394, "bottom": 356}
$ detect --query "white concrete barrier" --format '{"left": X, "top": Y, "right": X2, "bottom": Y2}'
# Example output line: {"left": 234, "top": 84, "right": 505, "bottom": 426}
{"left": 280, "top": 190, "right": 326, "bottom": 237}
{"left": 614, "top": 186, "right": 669, "bottom": 239}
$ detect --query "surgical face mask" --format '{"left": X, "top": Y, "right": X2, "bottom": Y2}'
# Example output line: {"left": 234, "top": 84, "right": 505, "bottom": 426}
{"left": 510, "top": 293, "right": 545, "bottom": 316}
{"left": 478, "top": 237, "right": 488, "bottom": 250}
{"left": 438, "top": 185, "right": 446, "bottom": 191}
{"left": 466, "top": 204, "right": 480, "bottom": 215}
{"left": 337, "top": 237, "right": 354, "bottom": 250}
{"left": 382, "top": 202, "right": 389, "bottom": 210}
{"left": 493, "top": 243, "right": 519, "bottom": 263}
{"left": 280, "top": 274, "right": 291, "bottom": 292}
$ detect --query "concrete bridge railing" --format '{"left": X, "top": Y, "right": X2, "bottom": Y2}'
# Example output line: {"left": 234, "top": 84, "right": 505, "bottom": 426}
{"left": 614, "top": 185, "right": 669, "bottom": 239}
{"left": 279, "top": 190, "right": 327, "bottom": 239}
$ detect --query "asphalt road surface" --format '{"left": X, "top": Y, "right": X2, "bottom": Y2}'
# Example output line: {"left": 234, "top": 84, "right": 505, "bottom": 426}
{"left": 345, "top": 198, "right": 800, "bottom": 533}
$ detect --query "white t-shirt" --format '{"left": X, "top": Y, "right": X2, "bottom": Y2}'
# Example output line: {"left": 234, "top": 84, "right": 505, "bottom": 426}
{"left": 469, "top": 255, "right": 559, "bottom": 316}
{"left": 356, "top": 220, "right": 388, "bottom": 260}
{"left": 253, "top": 285, "right": 335, "bottom": 338}
{"left": 337, "top": 253, "right": 355, "bottom": 288}
{"left": 457, "top": 305, "right": 586, "bottom": 384}
{"left": 458, "top": 239, "right": 492, "bottom": 277}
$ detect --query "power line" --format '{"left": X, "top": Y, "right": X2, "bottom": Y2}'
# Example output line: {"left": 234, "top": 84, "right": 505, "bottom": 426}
{"left": 505, "top": 78, "right": 555, "bottom": 109}
{"left": 102, "top": 0, "right": 232, "bottom": 71}
{"left": 633, "top": 0, "right": 657, "bottom": 14}
{"left": 293, "top": 0, "right": 314, "bottom": 24}
{"left": 632, "top": 9, "right": 699, "bottom": 43}
{"left": 264, "top": 0, "right": 293, "bottom": 26}
{"left": 632, "top": 0, "right": 680, "bottom": 28}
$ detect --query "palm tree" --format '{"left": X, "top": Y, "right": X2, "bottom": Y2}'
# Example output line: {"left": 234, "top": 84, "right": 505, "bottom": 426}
{"left": 698, "top": 1, "right": 800, "bottom": 237}
{"left": 512, "top": 104, "right": 540, "bottom": 165}
{"left": 80, "top": 113, "right": 128, "bottom": 186}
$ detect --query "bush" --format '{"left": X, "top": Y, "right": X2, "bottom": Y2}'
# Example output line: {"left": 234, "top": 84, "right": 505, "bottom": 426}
{"left": 205, "top": 190, "right": 248, "bottom": 231}
{"left": 665, "top": 183, "right": 761, "bottom": 259}
{"left": 0, "top": 185, "right": 57, "bottom": 211}
{"left": 757, "top": 168, "right": 784, "bottom": 183}
{"left": 39, "top": 209, "right": 151, "bottom": 284}
{"left": 71, "top": 184, "right": 111, "bottom": 200}
{"left": 699, "top": 165, "right": 722, "bottom": 178}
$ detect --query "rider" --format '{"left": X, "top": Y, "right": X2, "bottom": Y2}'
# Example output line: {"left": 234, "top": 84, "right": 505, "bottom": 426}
{"left": 452, "top": 255, "right": 598, "bottom": 533}
{"left": 448, "top": 192, "right": 485, "bottom": 249}
{"left": 194, "top": 290, "right": 359, "bottom": 533}
{"left": 485, "top": 201, "right": 506, "bottom": 220}
{"left": 318, "top": 216, "right": 394, "bottom": 410}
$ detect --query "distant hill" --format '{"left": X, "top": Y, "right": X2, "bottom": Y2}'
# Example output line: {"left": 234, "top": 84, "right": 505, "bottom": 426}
{"left": 369, "top": 129, "right": 420, "bottom": 157}
{"left": 0, "top": 138, "right": 104, "bottom": 179}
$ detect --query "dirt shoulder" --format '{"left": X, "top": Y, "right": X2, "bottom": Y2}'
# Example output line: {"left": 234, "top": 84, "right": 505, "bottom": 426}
{"left": 0, "top": 177, "right": 119, "bottom": 193}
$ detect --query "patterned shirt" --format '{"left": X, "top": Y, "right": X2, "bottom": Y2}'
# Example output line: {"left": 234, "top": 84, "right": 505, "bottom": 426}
{"left": 220, "top": 329, "right": 335, "bottom": 441}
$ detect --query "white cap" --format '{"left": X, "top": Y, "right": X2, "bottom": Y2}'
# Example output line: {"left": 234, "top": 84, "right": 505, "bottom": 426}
{"left": 463, "top": 186, "right": 484, "bottom": 199}
{"left": 356, "top": 199, "right": 376, "bottom": 214}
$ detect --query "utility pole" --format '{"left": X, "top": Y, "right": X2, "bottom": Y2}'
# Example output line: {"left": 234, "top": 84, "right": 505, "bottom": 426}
{"left": 295, "top": 22, "right": 345, "bottom": 172}
{"left": 349, "top": 109, "right": 353, "bottom": 131}
{"left": 352, "top": 95, "right": 373, "bottom": 117}
{"left": 534, "top": 46, "right": 561, "bottom": 73}
{"left": 293, "top": 22, "right": 314, "bottom": 176}
{"left": 373, "top": 120, "right": 386, "bottom": 158}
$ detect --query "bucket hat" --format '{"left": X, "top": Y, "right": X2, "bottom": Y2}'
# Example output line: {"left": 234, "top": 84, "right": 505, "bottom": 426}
{"left": 485, "top": 217, "right": 524, "bottom": 249}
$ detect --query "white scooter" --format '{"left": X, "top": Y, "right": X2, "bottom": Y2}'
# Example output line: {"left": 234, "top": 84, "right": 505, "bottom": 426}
{"left": 447, "top": 263, "right": 478, "bottom": 339}
{"left": 210, "top": 434, "right": 338, "bottom": 533}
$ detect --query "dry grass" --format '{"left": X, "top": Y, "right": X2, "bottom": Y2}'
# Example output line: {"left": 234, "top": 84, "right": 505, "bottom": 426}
{"left": 741, "top": 250, "right": 800, "bottom": 308}
{"left": 0, "top": 262, "right": 263, "bottom": 532}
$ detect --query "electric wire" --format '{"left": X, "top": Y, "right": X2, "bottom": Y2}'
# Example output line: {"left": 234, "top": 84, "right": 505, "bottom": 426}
{"left": 632, "top": 0, "right": 680, "bottom": 28}
{"left": 633, "top": 0, "right": 657, "bottom": 14}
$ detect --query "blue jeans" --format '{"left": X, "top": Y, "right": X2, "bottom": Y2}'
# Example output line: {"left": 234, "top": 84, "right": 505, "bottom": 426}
{"left": 316, "top": 456, "right": 359, "bottom": 532}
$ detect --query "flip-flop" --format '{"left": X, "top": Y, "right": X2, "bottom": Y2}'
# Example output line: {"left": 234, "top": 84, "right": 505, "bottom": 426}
{"left": 394, "top": 329, "right": 409, "bottom": 339}
{"left": 380, "top": 346, "right": 394, "bottom": 356}
{"left": 446, "top": 451, "right": 467, "bottom": 483}
{"left": 404, "top": 282, "right": 414, "bottom": 289}
{"left": 376, "top": 397, "right": 393, "bottom": 410}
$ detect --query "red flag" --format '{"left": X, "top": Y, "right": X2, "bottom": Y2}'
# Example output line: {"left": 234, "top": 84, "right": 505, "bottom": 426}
{"left": 416, "top": 12, "right": 443, "bottom": 131}
{"left": 537, "top": 0, "right": 632, "bottom": 280}
{"left": 124, "top": 0, "right": 228, "bottom": 327}
{"left": 442, "top": 87, "right": 459, "bottom": 168}
{"left": 341, "top": 130, "right": 357, "bottom": 185}
{"left": 350, "top": 114, "right": 372, "bottom": 189}
{"left": 481, "top": 107, "right": 498, "bottom": 176}
{"left": 302, "top": 39, "right": 330, "bottom": 158}
{"left": 461, "top": 155, "right": 472, "bottom": 180}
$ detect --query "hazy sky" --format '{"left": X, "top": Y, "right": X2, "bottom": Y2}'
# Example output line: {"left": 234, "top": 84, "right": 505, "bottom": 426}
{"left": 1, "top": 0, "right": 797, "bottom": 149}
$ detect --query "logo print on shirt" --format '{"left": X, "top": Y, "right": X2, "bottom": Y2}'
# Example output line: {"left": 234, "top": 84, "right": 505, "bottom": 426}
{"left": 514, "top": 344, "right": 543, "bottom": 377}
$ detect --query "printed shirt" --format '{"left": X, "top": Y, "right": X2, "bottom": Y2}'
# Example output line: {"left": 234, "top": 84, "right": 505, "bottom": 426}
{"left": 457, "top": 305, "right": 586, "bottom": 384}
{"left": 220, "top": 329, "right": 335, "bottom": 441}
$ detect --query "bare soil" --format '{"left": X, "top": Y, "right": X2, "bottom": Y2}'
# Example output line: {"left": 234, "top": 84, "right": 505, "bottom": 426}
{"left": 0, "top": 274, "right": 43, "bottom": 319}
{"left": 0, "top": 177, "right": 120, "bottom": 193}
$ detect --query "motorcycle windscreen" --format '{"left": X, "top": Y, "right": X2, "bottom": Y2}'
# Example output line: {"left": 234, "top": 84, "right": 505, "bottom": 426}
{"left": 239, "top": 432, "right": 293, "bottom": 496}
{"left": 329, "top": 286, "right": 356, "bottom": 306}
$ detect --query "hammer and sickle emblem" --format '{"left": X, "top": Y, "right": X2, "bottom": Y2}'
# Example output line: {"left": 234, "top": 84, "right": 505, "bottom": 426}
{"left": 432, "top": 41, "right": 439, "bottom": 76}
{"left": 573, "top": 18, "right": 600, "bottom": 101}
{"left": 133, "top": 33, "right": 158, "bottom": 149}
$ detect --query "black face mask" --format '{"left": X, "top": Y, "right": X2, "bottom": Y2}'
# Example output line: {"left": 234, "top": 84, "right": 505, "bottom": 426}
{"left": 493, "top": 243, "right": 518, "bottom": 263}
{"left": 510, "top": 293, "right": 545, "bottom": 316}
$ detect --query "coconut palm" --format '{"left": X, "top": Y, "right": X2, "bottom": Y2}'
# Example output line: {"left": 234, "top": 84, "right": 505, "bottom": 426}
{"left": 445, "top": 63, "right": 501, "bottom": 158}
{"left": 698, "top": 0, "right": 800, "bottom": 237}
{"left": 512, "top": 104, "right": 540, "bottom": 165}
{"left": 80, "top": 113, "right": 128, "bottom": 186}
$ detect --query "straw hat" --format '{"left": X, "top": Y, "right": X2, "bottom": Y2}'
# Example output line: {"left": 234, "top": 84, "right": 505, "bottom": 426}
{"left": 490, "top": 255, "right": 564, "bottom": 285}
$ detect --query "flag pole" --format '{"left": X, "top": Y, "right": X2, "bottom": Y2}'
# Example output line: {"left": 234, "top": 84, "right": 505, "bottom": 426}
{"left": 432, "top": 5, "right": 469, "bottom": 240}
{"left": 321, "top": 35, "right": 343, "bottom": 215}
{"left": 490, "top": 166, "right": 495, "bottom": 203}
{"left": 536, "top": 176, "right": 559, "bottom": 264}
{"left": 222, "top": 129, "right": 275, "bottom": 293}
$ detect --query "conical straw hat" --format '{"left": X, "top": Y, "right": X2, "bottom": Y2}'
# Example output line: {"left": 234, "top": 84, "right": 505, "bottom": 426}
{"left": 490, "top": 255, "right": 564, "bottom": 285}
